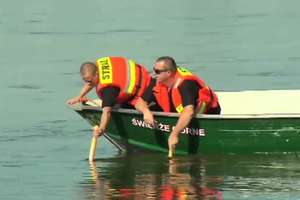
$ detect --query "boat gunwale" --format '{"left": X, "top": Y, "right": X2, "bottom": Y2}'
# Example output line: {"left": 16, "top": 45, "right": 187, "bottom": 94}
{"left": 70, "top": 104, "right": 300, "bottom": 119}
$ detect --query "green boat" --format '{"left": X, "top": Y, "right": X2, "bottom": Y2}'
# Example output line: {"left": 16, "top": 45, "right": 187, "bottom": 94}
{"left": 70, "top": 90, "right": 300, "bottom": 154}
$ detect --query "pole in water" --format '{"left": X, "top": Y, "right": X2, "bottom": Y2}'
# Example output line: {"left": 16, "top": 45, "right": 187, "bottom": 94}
{"left": 168, "top": 148, "right": 174, "bottom": 159}
{"left": 89, "top": 126, "right": 99, "bottom": 162}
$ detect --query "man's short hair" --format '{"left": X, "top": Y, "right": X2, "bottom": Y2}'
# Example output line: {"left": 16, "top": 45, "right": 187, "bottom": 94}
{"left": 155, "top": 56, "right": 177, "bottom": 72}
{"left": 80, "top": 62, "right": 97, "bottom": 75}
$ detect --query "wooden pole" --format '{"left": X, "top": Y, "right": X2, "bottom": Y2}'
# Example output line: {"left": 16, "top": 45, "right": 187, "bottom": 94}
{"left": 168, "top": 148, "right": 175, "bottom": 159}
{"left": 89, "top": 126, "right": 99, "bottom": 162}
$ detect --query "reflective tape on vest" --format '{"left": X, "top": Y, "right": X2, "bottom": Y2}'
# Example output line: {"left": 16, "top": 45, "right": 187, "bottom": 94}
{"left": 198, "top": 102, "right": 207, "bottom": 114}
{"left": 177, "top": 67, "right": 192, "bottom": 76}
{"left": 125, "top": 59, "right": 137, "bottom": 94}
{"left": 176, "top": 104, "right": 184, "bottom": 113}
{"left": 97, "top": 57, "right": 113, "bottom": 84}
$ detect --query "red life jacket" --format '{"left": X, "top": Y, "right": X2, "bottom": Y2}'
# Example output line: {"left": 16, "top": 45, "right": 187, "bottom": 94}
{"left": 95, "top": 56, "right": 151, "bottom": 105}
{"left": 153, "top": 67, "right": 219, "bottom": 113}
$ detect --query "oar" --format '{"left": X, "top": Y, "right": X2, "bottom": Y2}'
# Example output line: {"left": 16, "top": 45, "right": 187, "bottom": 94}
{"left": 89, "top": 126, "right": 99, "bottom": 162}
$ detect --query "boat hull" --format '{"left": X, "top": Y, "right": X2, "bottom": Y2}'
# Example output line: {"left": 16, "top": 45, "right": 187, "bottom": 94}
{"left": 73, "top": 105, "right": 300, "bottom": 154}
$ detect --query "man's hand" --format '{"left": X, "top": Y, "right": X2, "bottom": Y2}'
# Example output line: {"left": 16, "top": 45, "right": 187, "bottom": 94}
{"left": 168, "top": 132, "right": 179, "bottom": 152}
{"left": 67, "top": 96, "right": 81, "bottom": 105}
{"left": 68, "top": 83, "right": 94, "bottom": 105}
{"left": 143, "top": 111, "right": 156, "bottom": 127}
{"left": 93, "top": 126, "right": 104, "bottom": 137}
{"left": 134, "top": 98, "right": 156, "bottom": 127}
{"left": 168, "top": 105, "right": 194, "bottom": 155}
{"left": 67, "top": 96, "right": 90, "bottom": 105}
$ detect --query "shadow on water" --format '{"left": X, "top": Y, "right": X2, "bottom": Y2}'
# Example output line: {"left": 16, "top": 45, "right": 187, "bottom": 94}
{"left": 79, "top": 153, "right": 300, "bottom": 200}
{"left": 234, "top": 13, "right": 269, "bottom": 18}
{"left": 237, "top": 71, "right": 287, "bottom": 77}
{"left": 25, "top": 19, "right": 44, "bottom": 23}
{"left": 28, "top": 29, "right": 152, "bottom": 36}
{"left": 8, "top": 84, "right": 42, "bottom": 90}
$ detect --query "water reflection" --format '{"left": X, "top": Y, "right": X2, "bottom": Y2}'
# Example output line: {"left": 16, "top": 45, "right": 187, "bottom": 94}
{"left": 79, "top": 153, "right": 300, "bottom": 199}
{"left": 81, "top": 153, "right": 223, "bottom": 200}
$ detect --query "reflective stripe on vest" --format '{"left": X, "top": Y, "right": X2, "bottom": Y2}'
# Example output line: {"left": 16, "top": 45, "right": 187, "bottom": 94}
{"left": 175, "top": 104, "right": 184, "bottom": 113}
{"left": 125, "top": 59, "right": 137, "bottom": 95}
{"left": 177, "top": 67, "right": 192, "bottom": 76}
{"left": 198, "top": 101, "right": 207, "bottom": 114}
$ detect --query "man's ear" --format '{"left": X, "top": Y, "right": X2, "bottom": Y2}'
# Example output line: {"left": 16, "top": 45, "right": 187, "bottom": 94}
{"left": 167, "top": 71, "right": 173, "bottom": 76}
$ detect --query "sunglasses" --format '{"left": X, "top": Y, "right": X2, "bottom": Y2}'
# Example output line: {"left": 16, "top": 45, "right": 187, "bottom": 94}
{"left": 153, "top": 67, "right": 169, "bottom": 74}
{"left": 83, "top": 78, "right": 94, "bottom": 84}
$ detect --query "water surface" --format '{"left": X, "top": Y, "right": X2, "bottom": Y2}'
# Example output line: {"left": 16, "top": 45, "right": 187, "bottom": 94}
{"left": 1, "top": 0, "right": 300, "bottom": 199}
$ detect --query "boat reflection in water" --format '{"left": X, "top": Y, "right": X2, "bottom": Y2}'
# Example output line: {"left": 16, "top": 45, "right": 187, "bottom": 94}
{"left": 80, "top": 152, "right": 300, "bottom": 199}
{"left": 81, "top": 153, "right": 223, "bottom": 200}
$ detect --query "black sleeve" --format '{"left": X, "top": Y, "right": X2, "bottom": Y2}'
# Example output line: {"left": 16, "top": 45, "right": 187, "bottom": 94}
{"left": 141, "top": 78, "right": 156, "bottom": 104}
{"left": 101, "top": 86, "right": 120, "bottom": 108}
{"left": 178, "top": 80, "right": 200, "bottom": 107}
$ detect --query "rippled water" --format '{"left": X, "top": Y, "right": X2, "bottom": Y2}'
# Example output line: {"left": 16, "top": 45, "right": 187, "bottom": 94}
{"left": 1, "top": 0, "right": 300, "bottom": 199}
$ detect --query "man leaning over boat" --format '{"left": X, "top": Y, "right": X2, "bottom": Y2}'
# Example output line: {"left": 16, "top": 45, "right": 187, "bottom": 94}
{"left": 137, "top": 56, "right": 221, "bottom": 154}
{"left": 67, "top": 56, "right": 154, "bottom": 137}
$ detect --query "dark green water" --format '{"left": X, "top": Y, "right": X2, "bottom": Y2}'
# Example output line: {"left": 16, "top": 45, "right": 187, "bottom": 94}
{"left": 1, "top": 0, "right": 300, "bottom": 199}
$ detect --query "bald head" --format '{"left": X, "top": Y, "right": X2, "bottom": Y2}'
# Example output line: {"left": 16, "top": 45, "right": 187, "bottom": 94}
{"left": 80, "top": 62, "right": 97, "bottom": 76}
{"left": 155, "top": 56, "right": 177, "bottom": 73}
{"left": 80, "top": 62, "right": 98, "bottom": 85}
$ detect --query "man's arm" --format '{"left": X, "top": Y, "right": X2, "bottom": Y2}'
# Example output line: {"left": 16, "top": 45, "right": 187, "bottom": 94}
{"left": 94, "top": 106, "right": 112, "bottom": 137}
{"left": 94, "top": 86, "right": 120, "bottom": 137}
{"left": 133, "top": 79, "right": 157, "bottom": 126}
{"left": 67, "top": 83, "right": 94, "bottom": 105}
{"left": 168, "top": 80, "right": 200, "bottom": 150}
{"left": 168, "top": 105, "right": 195, "bottom": 149}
